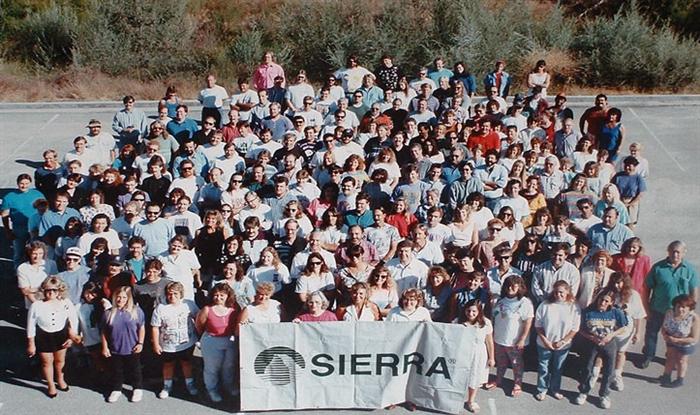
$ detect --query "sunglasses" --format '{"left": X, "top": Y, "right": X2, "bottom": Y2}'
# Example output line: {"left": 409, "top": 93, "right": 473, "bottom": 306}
{"left": 133, "top": 198, "right": 145, "bottom": 202}
{"left": 44, "top": 288, "right": 59, "bottom": 293}
{"left": 311, "top": 261, "right": 323, "bottom": 265}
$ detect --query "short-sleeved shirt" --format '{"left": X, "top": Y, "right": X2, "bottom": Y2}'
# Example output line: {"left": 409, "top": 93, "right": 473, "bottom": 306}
{"left": 492, "top": 296, "right": 534, "bottom": 346}
{"left": 582, "top": 306, "right": 627, "bottom": 338}
{"left": 102, "top": 307, "right": 146, "bottom": 355}
{"left": 151, "top": 300, "right": 199, "bottom": 353}
{"left": 646, "top": 259, "right": 699, "bottom": 313}
{"left": 1, "top": 189, "right": 43, "bottom": 238}
{"left": 158, "top": 250, "right": 201, "bottom": 301}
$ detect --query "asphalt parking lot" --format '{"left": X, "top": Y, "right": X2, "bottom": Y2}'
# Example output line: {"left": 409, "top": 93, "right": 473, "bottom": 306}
{"left": 0, "top": 97, "right": 698, "bottom": 414}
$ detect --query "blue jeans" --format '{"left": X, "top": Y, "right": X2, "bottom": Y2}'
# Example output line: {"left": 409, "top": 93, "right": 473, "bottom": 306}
{"left": 12, "top": 234, "right": 29, "bottom": 268}
{"left": 537, "top": 345, "right": 570, "bottom": 394}
{"left": 643, "top": 309, "right": 665, "bottom": 360}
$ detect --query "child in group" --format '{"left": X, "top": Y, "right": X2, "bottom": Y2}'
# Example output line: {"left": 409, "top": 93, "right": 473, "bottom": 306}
{"left": 77, "top": 282, "right": 107, "bottom": 386}
{"left": 449, "top": 270, "right": 490, "bottom": 322}
{"left": 151, "top": 281, "right": 200, "bottom": 399}
{"left": 462, "top": 299, "right": 495, "bottom": 413}
{"left": 659, "top": 294, "right": 699, "bottom": 388}
{"left": 101, "top": 286, "right": 146, "bottom": 403}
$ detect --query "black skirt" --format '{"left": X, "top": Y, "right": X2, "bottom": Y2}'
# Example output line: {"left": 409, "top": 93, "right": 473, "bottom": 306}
{"left": 35, "top": 322, "right": 70, "bottom": 353}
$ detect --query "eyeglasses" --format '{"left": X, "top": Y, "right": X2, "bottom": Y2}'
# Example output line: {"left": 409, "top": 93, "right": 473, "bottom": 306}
{"left": 44, "top": 288, "right": 59, "bottom": 293}
{"left": 496, "top": 256, "right": 511, "bottom": 260}
{"left": 132, "top": 198, "right": 145, "bottom": 202}
{"left": 232, "top": 179, "right": 243, "bottom": 183}
{"left": 146, "top": 211, "right": 160, "bottom": 215}
{"left": 377, "top": 274, "right": 388, "bottom": 279}
{"left": 221, "top": 209, "right": 232, "bottom": 213}
{"left": 181, "top": 166, "right": 193, "bottom": 170}
{"left": 310, "top": 261, "right": 323, "bottom": 265}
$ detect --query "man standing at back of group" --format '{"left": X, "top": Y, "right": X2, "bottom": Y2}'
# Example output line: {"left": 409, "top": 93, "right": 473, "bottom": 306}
{"left": 198, "top": 74, "right": 228, "bottom": 128}
{"left": 112, "top": 95, "right": 148, "bottom": 151}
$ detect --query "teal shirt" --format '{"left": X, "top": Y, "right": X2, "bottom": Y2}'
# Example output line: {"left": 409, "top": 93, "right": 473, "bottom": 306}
{"left": 1, "top": 189, "right": 43, "bottom": 238}
{"left": 646, "top": 259, "right": 698, "bottom": 313}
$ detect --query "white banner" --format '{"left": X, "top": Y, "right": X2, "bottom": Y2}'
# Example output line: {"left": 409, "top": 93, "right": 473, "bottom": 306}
{"left": 240, "top": 322, "right": 474, "bottom": 414}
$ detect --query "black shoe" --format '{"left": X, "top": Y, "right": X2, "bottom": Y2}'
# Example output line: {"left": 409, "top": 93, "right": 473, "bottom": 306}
{"left": 638, "top": 358, "right": 652, "bottom": 369}
{"left": 659, "top": 374, "right": 672, "bottom": 386}
{"left": 46, "top": 391, "right": 58, "bottom": 399}
{"left": 57, "top": 385, "right": 70, "bottom": 392}
{"left": 669, "top": 378, "right": 684, "bottom": 388}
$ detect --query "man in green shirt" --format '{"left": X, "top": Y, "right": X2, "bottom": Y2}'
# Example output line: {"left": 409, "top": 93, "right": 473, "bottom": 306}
{"left": 640, "top": 241, "right": 699, "bottom": 368}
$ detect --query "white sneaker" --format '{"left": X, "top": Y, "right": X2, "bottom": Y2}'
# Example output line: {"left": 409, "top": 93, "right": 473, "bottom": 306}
{"left": 611, "top": 375, "right": 624, "bottom": 391}
{"left": 574, "top": 393, "right": 587, "bottom": 405}
{"left": 107, "top": 391, "right": 122, "bottom": 403}
{"left": 600, "top": 396, "right": 611, "bottom": 409}
{"left": 131, "top": 389, "right": 143, "bottom": 402}
{"left": 186, "top": 382, "right": 199, "bottom": 396}
{"left": 158, "top": 388, "right": 170, "bottom": 399}
{"left": 208, "top": 390, "right": 223, "bottom": 403}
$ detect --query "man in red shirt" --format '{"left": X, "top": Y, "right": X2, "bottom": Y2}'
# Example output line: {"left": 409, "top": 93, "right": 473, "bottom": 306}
{"left": 221, "top": 109, "right": 241, "bottom": 143}
{"left": 467, "top": 119, "right": 500, "bottom": 153}
{"left": 579, "top": 94, "right": 609, "bottom": 145}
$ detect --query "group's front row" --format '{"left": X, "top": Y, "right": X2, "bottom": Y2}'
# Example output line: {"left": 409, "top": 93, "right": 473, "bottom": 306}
{"left": 26, "top": 273, "right": 698, "bottom": 412}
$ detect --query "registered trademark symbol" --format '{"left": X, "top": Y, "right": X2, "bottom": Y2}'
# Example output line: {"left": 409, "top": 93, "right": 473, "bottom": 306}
{"left": 447, "top": 359, "right": 456, "bottom": 364}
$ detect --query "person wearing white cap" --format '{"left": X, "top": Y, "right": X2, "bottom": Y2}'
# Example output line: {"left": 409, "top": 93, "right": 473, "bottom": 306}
{"left": 86, "top": 118, "right": 117, "bottom": 165}
{"left": 57, "top": 247, "right": 90, "bottom": 305}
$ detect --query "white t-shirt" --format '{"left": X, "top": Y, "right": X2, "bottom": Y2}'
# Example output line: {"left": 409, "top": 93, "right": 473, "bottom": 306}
{"left": 386, "top": 306, "right": 432, "bottom": 322}
{"left": 534, "top": 301, "right": 581, "bottom": 348}
{"left": 295, "top": 272, "right": 335, "bottom": 294}
{"left": 151, "top": 300, "right": 200, "bottom": 352}
{"left": 492, "top": 296, "right": 534, "bottom": 346}
{"left": 158, "top": 250, "right": 201, "bottom": 301}
{"left": 17, "top": 260, "right": 59, "bottom": 308}
{"left": 247, "top": 265, "right": 291, "bottom": 294}
{"left": 77, "top": 229, "right": 122, "bottom": 255}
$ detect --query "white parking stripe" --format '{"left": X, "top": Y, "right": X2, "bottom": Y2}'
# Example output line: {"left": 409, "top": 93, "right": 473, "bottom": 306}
{"left": 0, "top": 113, "right": 60, "bottom": 170}
{"left": 627, "top": 107, "right": 686, "bottom": 172}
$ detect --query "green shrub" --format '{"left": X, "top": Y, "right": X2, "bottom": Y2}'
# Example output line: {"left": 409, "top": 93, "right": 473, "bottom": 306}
{"left": 75, "top": 0, "right": 201, "bottom": 79}
{"left": 11, "top": 2, "right": 78, "bottom": 70}
{"left": 572, "top": 5, "right": 700, "bottom": 90}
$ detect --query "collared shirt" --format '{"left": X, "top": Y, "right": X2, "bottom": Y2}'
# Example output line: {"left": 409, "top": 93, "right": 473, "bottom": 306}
{"left": 487, "top": 266, "right": 523, "bottom": 298}
{"left": 253, "top": 63, "right": 285, "bottom": 91}
{"left": 112, "top": 108, "right": 149, "bottom": 136}
{"left": 474, "top": 164, "right": 509, "bottom": 200}
{"left": 646, "top": 259, "right": 699, "bottom": 313}
{"left": 344, "top": 209, "right": 375, "bottom": 229}
{"left": 587, "top": 222, "right": 634, "bottom": 255}
{"left": 554, "top": 129, "right": 581, "bottom": 159}
{"left": 531, "top": 260, "right": 581, "bottom": 304}
{"left": 386, "top": 258, "right": 429, "bottom": 294}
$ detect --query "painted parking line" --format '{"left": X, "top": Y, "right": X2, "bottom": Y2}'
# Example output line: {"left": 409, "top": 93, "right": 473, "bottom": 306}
{"left": 0, "top": 113, "right": 60, "bottom": 171}
{"left": 627, "top": 107, "right": 686, "bottom": 172}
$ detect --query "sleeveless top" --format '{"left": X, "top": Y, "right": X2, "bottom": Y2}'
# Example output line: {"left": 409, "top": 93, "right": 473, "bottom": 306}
{"left": 205, "top": 307, "right": 235, "bottom": 337}
{"left": 599, "top": 123, "right": 622, "bottom": 153}
{"left": 164, "top": 98, "right": 181, "bottom": 118}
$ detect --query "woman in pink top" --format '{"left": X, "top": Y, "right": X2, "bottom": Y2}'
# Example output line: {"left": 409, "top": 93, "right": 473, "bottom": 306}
{"left": 195, "top": 284, "right": 239, "bottom": 403}
{"left": 293, "top": 291, "right": 337, "bottom": 322}
{"left": 611, "top": 237, "right": 651, "bottom": 310}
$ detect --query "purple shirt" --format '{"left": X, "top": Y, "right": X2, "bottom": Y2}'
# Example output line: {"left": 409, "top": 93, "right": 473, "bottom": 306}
{"left": 102, "top": 307, "right": 145, "bottom": 355}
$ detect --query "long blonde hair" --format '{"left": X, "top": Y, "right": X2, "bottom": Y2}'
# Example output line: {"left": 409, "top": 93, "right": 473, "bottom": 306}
{"left": 107, "top": 286, "right": 139, "bottom": 324}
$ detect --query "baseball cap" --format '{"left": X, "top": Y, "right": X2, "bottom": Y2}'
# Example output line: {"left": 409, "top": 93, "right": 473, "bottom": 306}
{"left": 86, "top": 119, "right": 102, "bottom": 128}
{"left": 65, "top": 247, "right": 82, "bottom": 258}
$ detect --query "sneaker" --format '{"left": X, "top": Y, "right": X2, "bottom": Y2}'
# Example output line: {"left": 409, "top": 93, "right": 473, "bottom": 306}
{"left": 131, "top": 389, "right": 143, "bottom": 402}
{"left": 535, "top": 392, "right": 546, "bottom": 401}
{"left": 574, "top": 393, "right": 587, "bottom": 405}
{"left": 659, "top": 374, "right": 672, "bottom": 386}
{"left": 610, "top": 375, "right": 624, "bottom": 391}
{"left": 107, "top": 391, "right": 122, "bottom": 403}
{"left": 638, "top": 357, "right": 652, "bottom": 369}
{"left": 186, "top": 382, "right": 199, "bottom": 396}
{"left": 158, "top": 388, "right": 170, "bottom": 399}
{"left": 552, "top": 392, "right": 564, "bottom": 400}
{"left": 208, "top": 390, "right": 223, "bottom": 403}
{"left": 600, "top": 396, "right": 611, "bottom": 409}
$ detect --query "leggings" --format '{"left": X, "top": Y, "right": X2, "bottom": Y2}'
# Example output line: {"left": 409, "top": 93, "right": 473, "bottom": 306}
{"left": 494, "top": 344, "right": 525, "bottom": 385}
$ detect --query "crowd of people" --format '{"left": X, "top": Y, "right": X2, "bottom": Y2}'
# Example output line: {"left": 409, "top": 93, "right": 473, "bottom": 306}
{"left": 4, "top": 51, "right": 698, "bottom": 412}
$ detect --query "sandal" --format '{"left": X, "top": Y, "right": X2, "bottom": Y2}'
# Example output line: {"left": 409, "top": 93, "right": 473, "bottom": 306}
{"left": 553, "top": 392, "right": 564, "bottom": 400}
{"left": 466, "top": 401, "right": 480, "bottom": 413}
{"left": 512, "top": 384, "right": 522, "bottom": 397}
{"left": 484, "top": 381, "right": 499, "bottom": 390}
